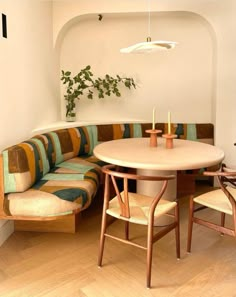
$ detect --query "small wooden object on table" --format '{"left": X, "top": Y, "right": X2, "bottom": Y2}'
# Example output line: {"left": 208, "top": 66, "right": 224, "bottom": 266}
{"left": 145, "top": 129, "right": 162, "bottom": 147}
{"left": 162, "top": 134, "right": 177, "bottom": 149}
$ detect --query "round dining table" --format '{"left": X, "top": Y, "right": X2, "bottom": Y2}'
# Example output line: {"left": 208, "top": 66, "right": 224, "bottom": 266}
{"left": 93, "top": 137, "right": 225, "bottom": 201}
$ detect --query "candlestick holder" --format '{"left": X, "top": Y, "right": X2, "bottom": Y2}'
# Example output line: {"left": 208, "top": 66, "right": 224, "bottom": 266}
{"left": 146, "top": 129, "right": 162, "bottom": 147}
{"left": 162, "top": 134, "right": 177, "bottom": 149}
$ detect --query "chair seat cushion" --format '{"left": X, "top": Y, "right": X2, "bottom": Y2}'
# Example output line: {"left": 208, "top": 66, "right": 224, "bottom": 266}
{"left": 106, "top": 191, "right": 177, "bottom": 226}
{"left": 193, "top": 186, "right": 236, "bottom": 215}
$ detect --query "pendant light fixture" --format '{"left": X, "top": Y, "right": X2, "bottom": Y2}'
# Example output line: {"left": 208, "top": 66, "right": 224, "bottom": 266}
{"left": 120, "top": 0, "right": 177, "bottom": 54}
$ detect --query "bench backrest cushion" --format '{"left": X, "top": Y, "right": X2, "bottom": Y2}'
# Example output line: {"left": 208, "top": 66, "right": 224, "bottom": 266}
{"left": 89, "top": 123, "right": 214, "bottom": 151}
{"left": 40, "top": 127, "right": 92, "bottom": 168}
{"left": 93, "top": 123, "right": 214, "bottom": 143}
{"left": 170, "top": 123, "right": 214, "bottom": 144}
{"left": 42, "top": 124, "right": 144, "bottom": 165}
{"left": 3, "top": 138, "right": 50, "bottom": 193}
{"left": 45, "top": 123, "right": 214, "bottom": 160}
{"left": 138, "top": 123, "right": 214, "bottom": 144}
{"left": 96, "top": 124, "right": 143, "bottom": 141}
{"left": 86, "top": 123, "right": 143, "bottom": 154}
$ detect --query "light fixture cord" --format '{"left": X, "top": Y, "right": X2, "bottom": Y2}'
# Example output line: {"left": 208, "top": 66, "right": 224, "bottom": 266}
{"left": 148, "top": 0, "right": 151, "bottom": 38}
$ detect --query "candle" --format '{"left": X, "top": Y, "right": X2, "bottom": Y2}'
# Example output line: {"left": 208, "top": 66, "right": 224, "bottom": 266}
{"left": 152, "top": 107, "right": 156, "bottom": 130}
{"left": 168, "top": 111, "right": 171, "bottom": 134}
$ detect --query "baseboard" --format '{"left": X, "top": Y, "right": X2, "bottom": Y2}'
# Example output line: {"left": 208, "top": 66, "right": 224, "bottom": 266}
{"left": 0, "top": 220, "right": 14, "bottom": 246}
{"left": 14, "top": 213, "right": 81, "bottom": 233}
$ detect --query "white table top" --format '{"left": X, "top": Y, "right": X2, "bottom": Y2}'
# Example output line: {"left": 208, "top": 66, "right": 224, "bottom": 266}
{"left": 93, "top": 137, "right": 225, "bottom": 171}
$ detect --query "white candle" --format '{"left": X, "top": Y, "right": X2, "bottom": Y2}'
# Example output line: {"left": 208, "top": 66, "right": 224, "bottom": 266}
{"left": 168, "top": 111, "right": 171, "bottom": 134}
{"left": 152, "top": 107, "right": 156, "bottom": 130}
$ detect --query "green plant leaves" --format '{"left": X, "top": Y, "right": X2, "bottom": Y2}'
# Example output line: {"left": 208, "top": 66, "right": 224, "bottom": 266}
{"left": 61, "top": 65, "right": 136, "bottom": 115}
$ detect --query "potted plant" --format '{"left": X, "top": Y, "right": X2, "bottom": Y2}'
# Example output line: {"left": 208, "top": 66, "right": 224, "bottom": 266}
{"left": 61, "top": 65, "right": 136, "bottom": 121}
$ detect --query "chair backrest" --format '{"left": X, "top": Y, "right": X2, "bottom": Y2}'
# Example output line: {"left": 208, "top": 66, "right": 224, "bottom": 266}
{"left": 102, "top": 164, "right": 175, "bottom": 219}
{"left": 205, "top": 164, "right": 236, "bottom": 209}
{"left": 219, "top": 165, "right": 236, "bottom": 207}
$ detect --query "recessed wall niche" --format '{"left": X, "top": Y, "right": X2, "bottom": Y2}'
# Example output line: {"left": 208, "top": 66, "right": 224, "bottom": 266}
{"left": 59, "top": 11, "right": 215, "bottom": 123}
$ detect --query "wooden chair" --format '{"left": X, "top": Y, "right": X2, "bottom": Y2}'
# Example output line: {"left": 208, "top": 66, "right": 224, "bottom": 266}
{"left": 187, "top": 165, "right": 236, "bottom": 253}
{"left": 98, "top": 164, "right": 180, "bottom": 288}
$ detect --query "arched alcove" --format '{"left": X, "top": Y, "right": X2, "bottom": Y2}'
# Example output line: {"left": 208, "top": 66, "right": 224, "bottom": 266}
{"left": 56, "top": 11, "right": 217, "bottom": 124}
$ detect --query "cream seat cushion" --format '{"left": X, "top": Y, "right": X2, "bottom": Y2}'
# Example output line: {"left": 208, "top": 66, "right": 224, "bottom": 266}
{"left": 193, "top": 186, "right": 236, "bottom": 215}
{"left": 6, "top": 189, "right": 81, "bottom": 217}
{"left": 106, "top": 191, "right": 177, "bottom": 226}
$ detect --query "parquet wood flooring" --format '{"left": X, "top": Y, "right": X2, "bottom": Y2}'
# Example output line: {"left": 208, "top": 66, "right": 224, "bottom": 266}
{"left": 0, "top": 183, "right": 235, "bottom": 297}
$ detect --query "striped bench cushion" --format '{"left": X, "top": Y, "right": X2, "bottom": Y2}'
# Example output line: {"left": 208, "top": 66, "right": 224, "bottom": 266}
{"left": 4, "top": 157, "right": 103, "bottom": 217}
{"left": 3, "top": 138, "right": 50, "bottom": 193}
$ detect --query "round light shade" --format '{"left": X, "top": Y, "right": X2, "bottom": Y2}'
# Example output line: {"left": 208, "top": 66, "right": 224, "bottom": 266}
{"left": 120, "top": 40, "right": 177, "bottom": 54}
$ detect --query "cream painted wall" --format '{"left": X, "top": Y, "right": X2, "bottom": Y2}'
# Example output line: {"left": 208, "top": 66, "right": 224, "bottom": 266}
{"left": 60, "top": 12, "right": 214, "bottom": 124}
{"left": 212, "top": 2, "right": 236, "bottom": 165}
{"left": 0, "top": 0, "right": 60, "bottom": 245}
{"left": 0, "top": 0, "right": 59, "bottom": 150}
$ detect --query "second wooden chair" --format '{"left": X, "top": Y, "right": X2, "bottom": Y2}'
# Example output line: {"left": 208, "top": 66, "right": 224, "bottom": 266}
{"left": 187, "top": 165, "right": 236, "bottom": 253}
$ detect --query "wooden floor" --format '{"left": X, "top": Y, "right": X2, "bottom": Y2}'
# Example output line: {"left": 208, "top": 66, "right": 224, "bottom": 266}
{"left": 0, "top": 183, "right": 236, "bottom": 297}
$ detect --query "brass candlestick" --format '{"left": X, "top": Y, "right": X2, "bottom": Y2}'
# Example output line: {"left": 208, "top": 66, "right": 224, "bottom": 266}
{"left": 146, "top": 129, "right": 162, "bottom": 147}
{"left": 162, "top": 134, "right": 177, "bottom": 149}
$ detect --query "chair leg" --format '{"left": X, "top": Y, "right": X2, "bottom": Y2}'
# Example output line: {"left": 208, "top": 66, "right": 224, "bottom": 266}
{"left": 125, "top": 221, "right": 129, "bottom": 240}
{"left": 220, "top": 212, "right": 225, "bottom": 236}
{"left": 187, "top": 195, "right": 194, "bottom": 253}
{"left": 146, "top": 221, "right": 154, "bottom": 288}
{"left": 98, "top": 213, "right": 108, "bottom": 267}
{"left": 174, "top": 203, "right": 180, "bottom": 259}
{"left": 233, "top": 210, "right": 236, "bottom": 236}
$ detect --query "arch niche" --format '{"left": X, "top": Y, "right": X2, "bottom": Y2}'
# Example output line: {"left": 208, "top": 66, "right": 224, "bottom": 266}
{"left": 55, "top": 10, "right": 217, "bottom": 124}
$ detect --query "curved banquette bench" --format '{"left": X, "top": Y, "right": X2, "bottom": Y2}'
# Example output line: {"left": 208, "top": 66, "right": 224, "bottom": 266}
{"left": 0, "top": 122, "right": 215, "bottom": 233}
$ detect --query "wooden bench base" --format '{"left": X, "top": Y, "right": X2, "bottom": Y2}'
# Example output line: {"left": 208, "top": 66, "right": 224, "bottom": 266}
{"left": 14, "top": 213, "right": 81, "bottom": 233}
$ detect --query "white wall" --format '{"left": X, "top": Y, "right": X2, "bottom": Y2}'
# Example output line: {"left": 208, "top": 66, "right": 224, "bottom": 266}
{"left": 0, "top": 0, "right": 60, "bottom": 150}
{"left": 0, "top": 0, "right": 59, "bottom": 245}
{"left": 59, "top": 12, "right": 214, "bottom": 124}
{"left": 212, "top": 2, "right": 236, "bottom": 165}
